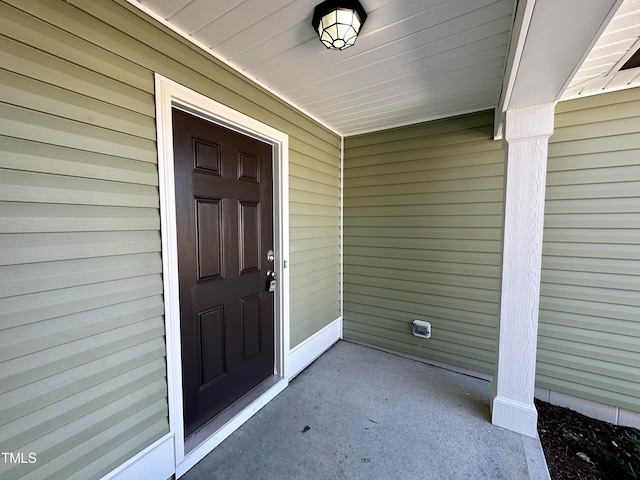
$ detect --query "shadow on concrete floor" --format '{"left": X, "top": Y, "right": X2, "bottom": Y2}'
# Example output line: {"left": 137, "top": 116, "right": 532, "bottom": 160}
{"left": 181, "top": 340, "right": 549, "bottom": 480}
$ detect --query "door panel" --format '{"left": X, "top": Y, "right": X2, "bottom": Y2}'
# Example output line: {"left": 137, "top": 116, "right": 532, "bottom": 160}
{"left": 172, "top": 108, "right": 275, "bottom": 437}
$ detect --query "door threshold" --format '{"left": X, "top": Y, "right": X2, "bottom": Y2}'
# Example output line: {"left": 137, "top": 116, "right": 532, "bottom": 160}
{"left": 184, "top": 375, "right": 283, "bottom": 454}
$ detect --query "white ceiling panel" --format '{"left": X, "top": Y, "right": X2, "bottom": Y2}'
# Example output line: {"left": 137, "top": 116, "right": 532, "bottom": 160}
{"left": 135, "top": 0, "right": 516, "bottom": 135}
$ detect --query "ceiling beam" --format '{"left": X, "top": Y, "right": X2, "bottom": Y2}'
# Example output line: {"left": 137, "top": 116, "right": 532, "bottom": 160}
{"left": 495, "top": 0, "right": 624, "bottom": 138}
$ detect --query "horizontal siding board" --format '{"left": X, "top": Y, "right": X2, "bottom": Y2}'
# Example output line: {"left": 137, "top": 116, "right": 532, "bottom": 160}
{"left": 544, "top": 213, "right": 640, "bottom": 229}
{"left": 0, "top": 231, "right": 161, "bottom": 266}
{"left": 289, "top": 246, "right": 338, "bottom": 266}
{"left": 539, "top": 330, "right": 640, "bottom": 361}
{"left": 289, "top": 202, "right": 338, "bottom": 217}
{"left": 551, "top": 116, "right": 640, "bottom": 143}
{"left": 345, "top": 201, "right": 502, "bottom": 215}
{"left": 543, "top": 242, "right": 640, "bottom": 260}
{"left": 539, "top": 309, "right": 640, "bottom": 337}
{"left": 0, "top": 103, "right": 156, "bottom": 163}
{"left": 289, "top": 154, "right": 340, "bottom": 181}
{"left": 0, "top": 202, "right": 160, "bottom": 233}
{"left": 346, "top": 224, "right": 500, "bottom": 240}
{"left": 346, "top": 128, "right": 498, "bottom": 158}
{"left": 345, "top": 274, "right": 497, "bottom": 303}
{"left": 345, "top": 149, "right": 501, "bottom": 177}
{"left": 0, "top": 365, "right": 166, "bottom": 450}
{"left": 346, "top": 165, "right": 503, "bottom": 188}
{"left": 546, "top": 165, "right": 640, "bottom": 186}
{"left": 346, "top": 255, "right": 500, "bottom": 277}
{"left": 555, "top": 99, "right": 640, "bottom": 128}
{"left": 0, "top": 340, "right": 165, "bottom": 425}
{"left": 288, "top": 176, "right": 339, "bottom": 198}
{"left": 343, "top": 245, "right": 499, "bottom": 265}
{"left": 0, "top": 68, "right": 155, "bottom": 140}
{"left": 541, "top": 256, "right": 640, "bottom": 275}
{"left": 346, "top": 176, "right": 503, "bottom": 193}
{"left": 345, "top": 302, "right": 497, "bottom": 332}
{"left": 542, "top": 269, "right": 639, "bottom": 292}
{"left": 344, "top": 189, "right": 502, "bottom": 204}
{"left": 0, "top": 253, "right": 162, "bottom": 298}
{"left": 537, "top": 353, "right": 640, "bottom": 396}
{"left": 344, "top": 212, "right": 501, "bottom": 228}
{"left": 549, "top": 133, "right": 640, "bottom": 157}
{"left": 541, "top": 181, "right": 640, "bottom": 200}
{"left": 545, "top": 197, "right": 640, "bottom": 214}
{"left": 14, "top": 402, "right": 167, "bottom": 480}
{"left": 540, "top": 88, "right": 640, "bottom": 413}
{"left": 0, "top": 297, "right": 164, "bottom": 363}
{"left": 345, "top": 286, "right": 497, "bottom": 316}
{"left": 0, "top": 169, "right": 159, "bottom": 207}
{"left": 541, "top": 296, "right": 639, "bottom": 322}
{"left": 540, "top": 283, "right": 640, "bottom": 307}
{"left": 0, "top": 36, "right": 154, "bottom": 117}
{"left": 346, "top": 138, "right": 502, "bottom": 163}
{"left": 66, "top": 419, "right": 168, "bottom": 480}
{"left": 345, "top": 111, "right": 494, "bottom": 148}
{"left": 0, "top": 2, "right": 152, "bottom": 93}
{"left": 289, "top": 188, "right": 340, "bottom": 208}
{"left": 547, "top": 149, "right": 640, "bottom": 171}
{"left": 289, "top": 227, "right": 339, "bottom": 242}
{"left": 1, "top": 317, "right": 165, "bottom": 394}
{"left": 0, "top": 275, "right": 163, "bottom": 329}
{"left": 345, "top": 236, "right": 501, "bottom": 253}
{"left": 289, "top": 264, "right": 339, "bottom": 288}
{"left": 289, "top": 214, "right": 339, "bottom": 228}
{"left": 0, "top": 136, "right": 159, "bottom": 185}
{"left": 346, "top": 264, "right": 499, "bottom": 290}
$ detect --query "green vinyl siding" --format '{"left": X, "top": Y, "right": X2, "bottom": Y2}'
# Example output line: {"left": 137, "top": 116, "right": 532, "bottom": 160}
{"left": 539, "top": 88, "right": 640, "bottom": 413}
{"left": 343, "top": 111, "right": 504, "bottom": 375}
{"left": 0, "top": 0, "right": 340, "bottom": 479}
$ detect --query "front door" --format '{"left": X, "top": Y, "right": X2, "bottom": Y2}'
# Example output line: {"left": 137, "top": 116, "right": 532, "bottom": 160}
{"left": 172, "top": 108, "right": 275, "bottom": 438}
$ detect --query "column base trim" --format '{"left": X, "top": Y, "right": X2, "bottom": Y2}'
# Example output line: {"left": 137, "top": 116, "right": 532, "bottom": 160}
{"left": 492, "top": 395, "right": 538, "bottom": 438}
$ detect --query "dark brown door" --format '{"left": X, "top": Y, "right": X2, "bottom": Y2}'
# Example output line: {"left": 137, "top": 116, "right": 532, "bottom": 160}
{"left": 172, "top": 108, "right": 275, "bottom": 437}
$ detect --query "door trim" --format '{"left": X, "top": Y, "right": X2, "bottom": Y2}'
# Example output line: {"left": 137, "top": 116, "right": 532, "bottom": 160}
{"left": 154, "top": 74, "right": 290, "bottom": 475}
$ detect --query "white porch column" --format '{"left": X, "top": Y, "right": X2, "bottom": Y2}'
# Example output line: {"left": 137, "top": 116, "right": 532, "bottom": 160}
{"left": 491, "top": 103, "right": 554, "bottom": 438}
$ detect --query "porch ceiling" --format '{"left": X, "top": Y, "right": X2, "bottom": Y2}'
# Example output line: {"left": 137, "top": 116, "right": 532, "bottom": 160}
{"left": 132, "top": 0, "right": 638, "bottom": 136}
{"left": 562, "top": 0, "right": 640, "bottom": 100}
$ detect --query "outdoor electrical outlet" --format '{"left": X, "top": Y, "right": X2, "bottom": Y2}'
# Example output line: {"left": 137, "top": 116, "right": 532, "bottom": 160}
{"left": 412, "top": 320, "right": 431, "bottom": 339}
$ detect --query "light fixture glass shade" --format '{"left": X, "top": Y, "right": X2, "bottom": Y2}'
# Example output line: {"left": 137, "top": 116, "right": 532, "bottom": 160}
{"left": 312, "top": 0, "right": 367, "bottom": 50}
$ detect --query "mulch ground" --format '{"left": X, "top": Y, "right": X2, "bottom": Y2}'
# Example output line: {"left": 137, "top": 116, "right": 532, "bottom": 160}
{"left": 536, "top": 399, "right": 640, "bottom": 480}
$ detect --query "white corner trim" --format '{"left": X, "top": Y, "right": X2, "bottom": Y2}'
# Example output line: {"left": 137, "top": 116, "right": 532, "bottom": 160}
{"left": 287, "top": 317, "right": 342, "bottom": 379}
{"left": 124, "top": 0, "right": 340, "bottom": 137}
{"left": 492, "top": 396, "right": 539, "bottom": 438}
{"left": 100, "top": 433, "right": 174, "bottom": 480}
{"left": 154, "top": 73, "right": 290, "bottom": 471}
{"left": 339, "top": 137, "right": 344, "bottom": 330}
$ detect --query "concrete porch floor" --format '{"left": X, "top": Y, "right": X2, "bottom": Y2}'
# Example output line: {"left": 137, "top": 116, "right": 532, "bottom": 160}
{"left": 181, "top": 340, "right": 550, "bottom": 480}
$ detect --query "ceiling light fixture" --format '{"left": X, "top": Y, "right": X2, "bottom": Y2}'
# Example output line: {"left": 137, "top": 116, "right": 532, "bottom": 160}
{"left": 312, "top": 0, "right": 367, "bottom": 50}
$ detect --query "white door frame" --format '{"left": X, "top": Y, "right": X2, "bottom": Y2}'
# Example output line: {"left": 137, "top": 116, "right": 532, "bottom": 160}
{"left": 154, "top": 74, "right": 290, "bottom": 476}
